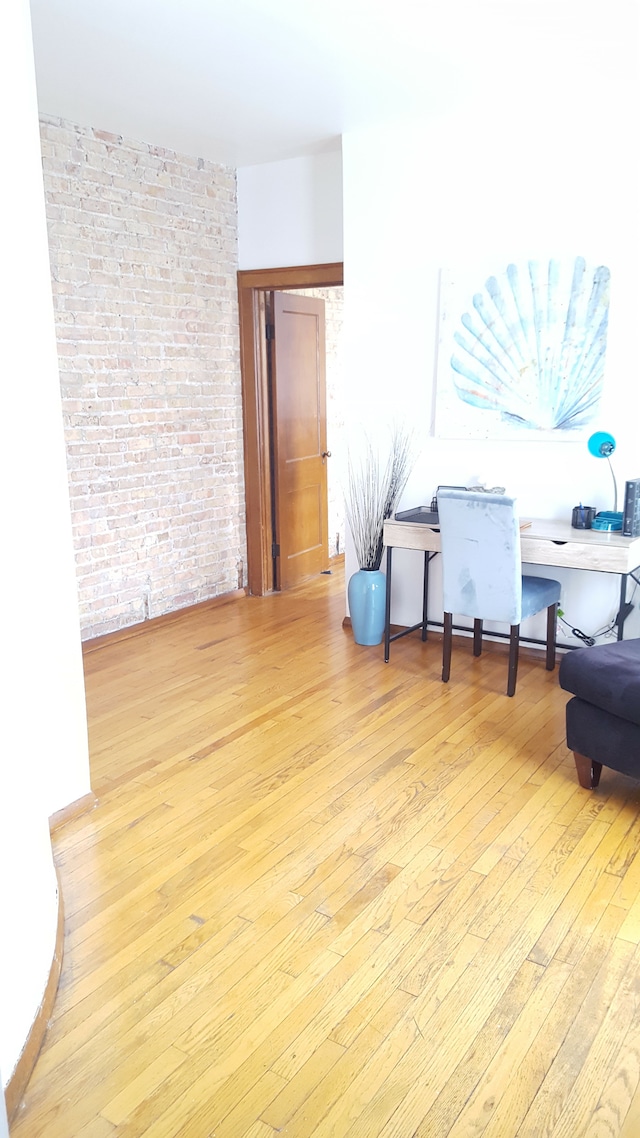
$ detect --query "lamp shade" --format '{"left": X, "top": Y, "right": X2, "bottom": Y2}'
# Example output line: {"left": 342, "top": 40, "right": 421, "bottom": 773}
{"left": 588, "top": 431, "right": 616, "bottom": 458}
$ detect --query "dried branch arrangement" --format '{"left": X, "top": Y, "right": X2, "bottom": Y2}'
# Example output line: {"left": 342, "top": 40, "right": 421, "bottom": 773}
{"left": 346, "top": 428, "right": 414, "bottom": 571}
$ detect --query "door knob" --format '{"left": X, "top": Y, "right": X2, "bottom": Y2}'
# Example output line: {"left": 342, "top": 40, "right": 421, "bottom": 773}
{"left": 321, "top": 451, "right": 332, "bottom": 459}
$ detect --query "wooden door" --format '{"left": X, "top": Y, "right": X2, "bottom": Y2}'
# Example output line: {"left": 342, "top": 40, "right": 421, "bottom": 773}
{"left": 271, "top": 292, "right": 329, "bottom": 589}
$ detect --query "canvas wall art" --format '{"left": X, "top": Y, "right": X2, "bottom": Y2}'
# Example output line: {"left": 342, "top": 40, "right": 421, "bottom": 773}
{"left": 435, "top": 257, "right": 610, "bottom": 440}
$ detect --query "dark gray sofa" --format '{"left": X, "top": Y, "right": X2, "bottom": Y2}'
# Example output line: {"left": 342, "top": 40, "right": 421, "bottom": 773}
{"left": 559, "top": 638, "right": 640, "bottom": 789}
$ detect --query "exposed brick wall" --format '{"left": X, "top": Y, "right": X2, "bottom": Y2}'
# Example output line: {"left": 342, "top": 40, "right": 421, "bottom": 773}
{"left": 39, "top": 116, "right": 246, "bottom": 639}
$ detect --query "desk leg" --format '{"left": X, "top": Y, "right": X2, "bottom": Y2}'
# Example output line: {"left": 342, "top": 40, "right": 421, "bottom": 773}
{"left": 422, "top": 551, "right": 430, "bottom": 641}
{"left": 384, "top": 546, "right": 393, "bottom": 662}
{"left": 618, "top": 573, "right": 627, "bottom": 642}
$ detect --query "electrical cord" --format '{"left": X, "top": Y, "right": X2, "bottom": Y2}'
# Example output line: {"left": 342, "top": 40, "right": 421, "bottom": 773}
{"left": 595, "top": 582, "right": 639, "bottom": 640}
{"left": 593, "top": 617, "right": 617, "bottom": 639}
{"left": 558, "top": 581, "right": 637, "bottom": 646}
{"left": 557, "top": 612, "right": 595, "bottom": 645}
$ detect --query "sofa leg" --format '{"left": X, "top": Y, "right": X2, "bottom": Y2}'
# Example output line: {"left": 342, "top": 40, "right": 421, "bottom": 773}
{"left": 574, "top": 752, "right": 603, "bottom": 789}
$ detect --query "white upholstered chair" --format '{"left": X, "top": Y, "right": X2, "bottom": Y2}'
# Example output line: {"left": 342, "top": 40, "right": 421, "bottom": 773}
{"left": 436, "top": 489, "right": 561, "bottom": 697}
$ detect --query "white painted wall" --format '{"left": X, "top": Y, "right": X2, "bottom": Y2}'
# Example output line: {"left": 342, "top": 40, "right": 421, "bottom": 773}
{"left": 342, "top": 14, "right": 640, "bottom": 649}
{"left": 0, "top": 0, "right": 91, "bottom": 1090}
{"left": 0, "top": 1070, "right": 8, "bottom": 1138}
{"left": 237, "top": 148, "right": 343, "bottom": 269}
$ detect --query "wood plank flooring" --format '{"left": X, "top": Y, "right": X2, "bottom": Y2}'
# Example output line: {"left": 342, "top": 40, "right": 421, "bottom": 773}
{"left": 11, "top": 566, "right": 640, "bottom": 1137}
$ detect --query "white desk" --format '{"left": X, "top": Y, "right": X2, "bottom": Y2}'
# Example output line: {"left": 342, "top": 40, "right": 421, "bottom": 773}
{"left": 383, "top": 517, "right": 640, "bottom": 659}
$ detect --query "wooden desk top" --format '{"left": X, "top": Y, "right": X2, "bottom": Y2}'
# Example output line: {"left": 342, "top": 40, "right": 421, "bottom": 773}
{"left": 383, "top": 517, "right": 640, "bottom": 575}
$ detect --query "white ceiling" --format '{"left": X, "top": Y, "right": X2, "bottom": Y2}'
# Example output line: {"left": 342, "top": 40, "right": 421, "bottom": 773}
{"left": 28, "top": 0, "right": 631, "bottom": 168}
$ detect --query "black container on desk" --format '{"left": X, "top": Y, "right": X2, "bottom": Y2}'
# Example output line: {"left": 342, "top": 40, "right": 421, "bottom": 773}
{"left": 571, "top": 505, "right": 597, "bottom": 529}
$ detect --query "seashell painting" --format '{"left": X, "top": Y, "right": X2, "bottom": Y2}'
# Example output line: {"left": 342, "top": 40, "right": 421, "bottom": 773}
{"left": 435, "top": 258, "right": 610, "bottom": 439}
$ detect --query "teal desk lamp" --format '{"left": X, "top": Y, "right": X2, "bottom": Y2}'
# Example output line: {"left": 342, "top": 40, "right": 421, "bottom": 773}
{"left": 588, "top": 431, "right": 623, "bottom": 529}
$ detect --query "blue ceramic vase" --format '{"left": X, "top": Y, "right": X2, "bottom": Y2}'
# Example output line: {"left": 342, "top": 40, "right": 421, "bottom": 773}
{"left": 348, "top": 568, "right": 386, "bottom": 645}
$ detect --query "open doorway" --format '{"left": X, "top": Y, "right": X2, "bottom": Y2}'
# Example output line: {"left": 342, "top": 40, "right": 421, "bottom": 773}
{"left": 238, "top": 263, "right": 344, "bottom": 596}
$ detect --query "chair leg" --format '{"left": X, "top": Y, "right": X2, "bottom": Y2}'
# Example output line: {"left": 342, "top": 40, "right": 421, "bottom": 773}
{"left": 507, "top": 625, "right": 519, "bottom": 696}
{"left": 546, "top": 602, "right": 557, "bottom": 671}
{"left": 574, "top": 752, "right": 602, "bottom": 789}
{"left": 473, "top": 618, "right": 483, "bottom": 657}
{"left": 442, "top": 612, "right": 453, "bottom": 682}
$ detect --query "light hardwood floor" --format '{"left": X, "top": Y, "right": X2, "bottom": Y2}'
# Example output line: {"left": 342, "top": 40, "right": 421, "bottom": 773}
{"left": 11, "top": 567, "right": 640, "bottom": 1137}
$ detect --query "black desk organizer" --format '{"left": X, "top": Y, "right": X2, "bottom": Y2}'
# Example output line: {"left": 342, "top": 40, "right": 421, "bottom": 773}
{"left": 394, "top": 505, "right": 440, "bottom": 524}
{"left": 395, "top": 486, "right": 468, "bottom": 526}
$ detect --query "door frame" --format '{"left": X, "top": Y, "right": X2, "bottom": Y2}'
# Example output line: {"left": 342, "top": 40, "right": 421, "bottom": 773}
{"left": 238, "top": 262, "right": 343, "bottom": 596}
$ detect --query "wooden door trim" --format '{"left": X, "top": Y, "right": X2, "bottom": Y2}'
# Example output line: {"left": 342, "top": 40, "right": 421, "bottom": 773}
{"left": 238, "top": 262, "right": 343, "bottom": 596}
